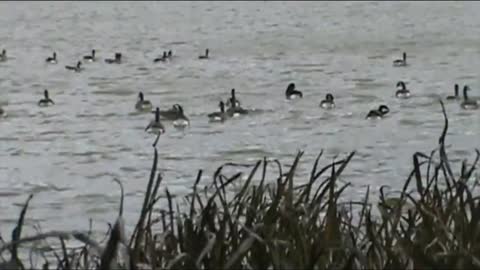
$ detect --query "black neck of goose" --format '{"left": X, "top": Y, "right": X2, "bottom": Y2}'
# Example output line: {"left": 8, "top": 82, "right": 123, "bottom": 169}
{"left": 231, "top": 90, "right": 236, "bottom": 105}
{"left": 155, "top": 109, "right": 160, "bottom": 122}
{"left": 139, "top": 93, "right": 144, "bottom": 101}
{"left": 77, "top": 62, "right": 81, "bottom": 68}
{"left": 205, "top": 49, "right": 209, "bottom": 57}
{"left": 220, "top": 103, "right": 225, "bottom": 113}
{"left": 92, "top": 50, "right": 95, "bottom": 57}
{"left": 464, "top": 87, "right": 469, "bottom": 100}
{"left": 403, "top": 53, "right": 406, "bottom": 61}
{"left": 53, "top": 53, "right": 56, "bottom": 59}
{"left": 44, "top": 90, "right": 49, "bottom": 99}
{"left": 455, "top": 84, "right": 459, "bottom": 96}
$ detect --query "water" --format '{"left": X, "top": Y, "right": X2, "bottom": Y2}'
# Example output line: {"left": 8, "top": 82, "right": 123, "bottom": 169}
{"left": 0, "top": 1, "right": 479, "bottom": 239}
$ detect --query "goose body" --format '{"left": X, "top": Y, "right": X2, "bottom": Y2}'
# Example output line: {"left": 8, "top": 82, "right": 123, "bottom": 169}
{"left": 38, "top": 90, "right": 55, "bottom": 107}
{"left": 395, "top": 81, "right": 411, "bottom": 99}
{"left": 171, "top": 105, "right": 190, "bottom": 127}
{"left": 135, "top": 92, "right": 153, "bottom": 112}
{"left": 226, "top": 88, "right": 241, "bottom": 108}
{"left": 154, "top": 51, "right": 168, "bottom": 63}
{"left": 105, "top": 53, "right": 122, "bottom": 64}
{"left": 83, "top": 50, "right": 96, "bottom": 62}
{"left": 145, "top": 107, "right": 166, "bottom": 134}
{"left": 198, "top": 49, "right": 209, "bottom": 59}
{"left": 320, "top": 93, "right": 335, "bottom": 109}
{"left": 393, "top": 52, "right": 407, "bottom": 67}
{"left": 446, "top": 84, "right": 460, "bottom": 100}
{"left": 0, "top": 49, "right": 6, "bottom": 62}
{"left": 65, "top": 61, "right": 83, "bottom": 72}
{"left": 285, "top": 83, "right": 303, "bottom": 100}
{"left": 461, "top": 85, "right": 479, "bottom": 110}
{"left": 227, "top": 106, "right": 248, "bottom": 118}
{"left": 208, "top": 101, "right": 227, "bottom": 122}
{"left": 46, "top": 52, "right": 57, "bottom": 64}
{"left": 366, "top": 105, "right": 390, "bottom": 120}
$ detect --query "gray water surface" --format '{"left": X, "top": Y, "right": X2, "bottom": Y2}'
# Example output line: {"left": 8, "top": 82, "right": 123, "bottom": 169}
{"left": 0, "top": 1, "right": 479, "bottom": 237}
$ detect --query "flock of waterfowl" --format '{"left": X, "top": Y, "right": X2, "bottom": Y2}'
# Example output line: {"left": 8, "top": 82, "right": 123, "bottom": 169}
{"left": 0, "top": 48, "right": 478, "bottom": 135}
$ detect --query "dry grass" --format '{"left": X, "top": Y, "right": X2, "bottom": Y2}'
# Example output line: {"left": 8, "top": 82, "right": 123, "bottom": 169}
{"left": 1, "top": 100, "right": 479, "bottom": 270}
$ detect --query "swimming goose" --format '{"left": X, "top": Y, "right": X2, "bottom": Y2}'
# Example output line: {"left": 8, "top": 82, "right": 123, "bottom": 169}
{"left": 135, "top": 92, "right": 153, "bottom": 112}
{"left": 154, "top": 51, "right": 168, "bottom": 63}
{"left": 105, "top": 53, "right": 122, "bottom": 64}
{"left": 171, "top": 104, "right": 190, "bottom": 127}
{"left": 226, "top": 100, "right": 248, "bottom": 118}
{"left": 145, "top": 107, "right": 166, "bottom": 134}
{"left": 461, "top": 85, "right": 479, "bottom": 110}
{"left": 226, "top": 88, "right": 241, "bottom": 108}
{"left": 167, "top": 50, "right": 173, "bottom": 58}
{"left": 366, "top": 105, "right": 390, "bottom": 119}
{"left": 0, "top": 49, "right": 6, "bottom": 62}
{"left": 38, "top": 90, "right": 55, "bottom": 107}
{"left": 208, "top": 101, "right": 227, "bottom": 122}
{"left": 320, "top": 93, "right": 335, "bottom": 109}
{"left": 46, "top": 52, "right": 57, "bottom": 64}
{"left": 83, "top": 50, "right": 96, "bottom": 62}
{"left": 285, "top": 83, "right": 303, "bottom": 100}
{"left": 446, "top": 84, "right": 460, "bottom": 100}
{"left": 395, "top": 81, "right": 411, "bottom": 98}
{"left": 393, "top": 52, "right": 407, "bottom": 67}
{"left": 65, "top": 61, "right": 82, "bottom": 72}
{"left": 198, "top": 49, "right": 209, "bottom": 59}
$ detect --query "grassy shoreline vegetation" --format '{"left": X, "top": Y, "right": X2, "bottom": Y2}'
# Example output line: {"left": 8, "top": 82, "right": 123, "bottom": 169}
{"left": 1, "top": 100, "right": 479, "bottom": 270}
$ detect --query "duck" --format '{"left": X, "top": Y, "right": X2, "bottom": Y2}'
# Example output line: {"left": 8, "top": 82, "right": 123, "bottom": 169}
{"left": 135, "top": 92, "right": 153, "bottom": 112}
{"left": 45, "top": 52, "right": 57, "bottom": 64}
{"left": 198, "top": 49, "right": 209, "bottom": 59}
{"left": 65, "top": 61, "right": 82, "bottom": 72}
{"left": 366, "top": 105, "right": 390, "bottom": 119}
{"left": 83, "top": 49, "right": 96, "bottom": 62}
{"left": 446, "top": 84, "right": 460, "bottom": 100}
{"left": 208, "top": 101, "right": 227, "bottom": 122}
{"left": 226, "top": 88, "right": 241, "bottom": 108}
{"left": 393, "top": 52, "right": 407, "bottom": 67}
{"left": 145, "top": 107, "right": 166, "bottom": 134}
{"left": 0, "top": 49, "right": 6, "bottom": 62}
{"left": 320, "top": 93, "right": 335, "bottom": 109}
{"left": 395, "top": 81, "right": 411, "bottom": 99}
{"left": 461, "top": 85, "right": 479, "bottom": 110}
{"left": 105, "top": 53, "right": 122, "bottom": 64}
{"left": 153, "top": 51, "right": 168, "bottom": 63}
{"left": 285, "top": 83, "right": 303, "bottom": 100}
{"left": 38, "top": 89, "right": 55, "bottom": 107}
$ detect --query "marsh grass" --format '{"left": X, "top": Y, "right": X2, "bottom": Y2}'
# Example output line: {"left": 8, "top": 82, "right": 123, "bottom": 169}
{"left": 1, "top": 100, "right": 479, "bottom": 269}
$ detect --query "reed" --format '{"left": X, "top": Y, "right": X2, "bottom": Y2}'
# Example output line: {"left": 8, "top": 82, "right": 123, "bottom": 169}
{"left": 1, "top": 100, "right": 479, "bottom": 270}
